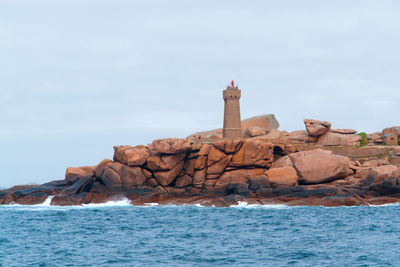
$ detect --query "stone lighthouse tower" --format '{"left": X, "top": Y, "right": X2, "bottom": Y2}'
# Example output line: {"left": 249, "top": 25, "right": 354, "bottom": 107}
{"left": 223, "top": 80, "right": 242, "bottom": 139}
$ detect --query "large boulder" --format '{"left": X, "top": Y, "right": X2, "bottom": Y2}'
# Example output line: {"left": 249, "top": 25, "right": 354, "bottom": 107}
{"left": 65, "top": 166, "right": 95, "bottom": 181}
{"left": 153, "top": 161, "right": 184, "bottom": 186}
{"left": 100, "top": 162, "right": 146, "bottom": 189}
{"left": 205, "top": 147, "right": 230, "bottom": 176}
{"left": 207, "top": 155, "right": 231, "bottom": 177}
{"left": 304, "top": 119, "right": 331, "bottom": 136}
{"left": 230, "top": 139, "right": 273, "bottom": 168}
{"left": 119, "top": 165, "right": 146, "bottom": 188}
{"left": 366, "top": 165, "right": 399, "bottom": 185}
{"left": 149, "top": 138, "right": 191, "bottom": 155}
{"left": 113, "top": 145, "right": 132, "bottom": 164}
{"left": 244, "top": 127, "right": 266, "bottom": 138}
{"left": 287, "top": 130, "right": 309, "bottom": 142}
{"left": 317, "top": 132, "right": 362, "bottom": 147}
{"left": 147, "top": 153, "right": 186, "bottom": 171}
{"left": 113, "top": 145, "right": 151, "bottom": 166}
{"left": 214, "top": 168, "right": 265, "bottom": 190}
{"left": 125, "top": 145, "right": 150, "bottom": 166}
{"left": 100, "top": 162, "right": 123, "bottom": 190}
{"left": 287, "top": 149, "right": 352, "bottom": 184}
{"left": 94, "top": 159, "right": 113, "bottom": 178}
{"left": 241, "top": 114, "right": 280, "bottom": 131}
{"left": 266, "top": 166, "right": 298, "bottom": 187}
{"left": 194, "top": 156, "right": 208, "bottom": 170}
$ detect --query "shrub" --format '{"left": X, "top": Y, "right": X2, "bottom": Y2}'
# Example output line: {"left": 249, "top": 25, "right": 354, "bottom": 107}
{"left": 357, "top": 132, "right": 368, "bottom": 146}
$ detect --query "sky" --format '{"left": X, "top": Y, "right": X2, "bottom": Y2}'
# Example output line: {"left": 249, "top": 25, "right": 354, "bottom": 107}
{"left": 1, "top": 0, "right": 400, "bottom": 187}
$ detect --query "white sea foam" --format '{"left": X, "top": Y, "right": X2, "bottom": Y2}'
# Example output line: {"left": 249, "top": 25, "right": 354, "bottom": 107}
{"left": 230, "top": 201, "right": 290, "bottom": 209}
{"left": 367, "top": 202, "right": 400, "bottom": 207}
{"left": 37, "top": 195, "right": 54, "bottom": 206}
{"left": 80, "top": 198, "right": 132, "bottom": 208}
{"left": 0, "top": 197, "right": 132, "bottom": 210}
{"left": 144, "top": 203, "right": 159, "bottom": 206}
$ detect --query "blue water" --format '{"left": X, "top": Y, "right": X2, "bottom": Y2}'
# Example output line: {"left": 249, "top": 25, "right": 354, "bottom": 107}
{"left": 1, "top": 200, "right": 400, "bottom": 266}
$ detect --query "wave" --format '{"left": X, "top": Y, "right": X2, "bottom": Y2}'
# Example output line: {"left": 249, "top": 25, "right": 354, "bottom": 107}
{"left": 229, "top": 201, "right": 290, "bottom": 209}
{"left": 367, "top": 202, "right": 400, "bottom": 207}
{"left": 0, "top": 196, "right": 133, "bottom": 210}
{"left": 2, "top": 197, "right": 400, "bottom": 210}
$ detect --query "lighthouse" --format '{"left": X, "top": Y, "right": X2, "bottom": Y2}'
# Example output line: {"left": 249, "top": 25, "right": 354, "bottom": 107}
{"left": 222, "top": 81, "right": 242, "bottom": 139}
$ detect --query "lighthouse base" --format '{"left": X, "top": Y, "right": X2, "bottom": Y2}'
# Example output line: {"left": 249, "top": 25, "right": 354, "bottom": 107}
{"left": 223, "top": 128, "right": 243, "bottom": 139}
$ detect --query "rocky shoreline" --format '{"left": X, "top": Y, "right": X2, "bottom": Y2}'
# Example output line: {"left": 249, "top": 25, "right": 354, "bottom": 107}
{"left": 1, "top": 115, "right": 400, "bottom": 207}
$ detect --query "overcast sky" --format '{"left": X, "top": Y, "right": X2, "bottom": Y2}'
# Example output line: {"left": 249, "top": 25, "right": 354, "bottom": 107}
{"left": 1, "top": 0, "right": 400, "bottom": 187}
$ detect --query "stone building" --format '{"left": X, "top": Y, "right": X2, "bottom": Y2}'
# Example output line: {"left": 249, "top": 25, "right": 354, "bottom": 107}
{"left": 383, "top": 133, "right": 398, "bottom": 146}
{"left": 223, "top": 81, "right": 242, "bottom": 139}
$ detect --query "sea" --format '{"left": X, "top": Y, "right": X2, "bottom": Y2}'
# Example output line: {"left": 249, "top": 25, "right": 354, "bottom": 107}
{"left": 1, "top": 198, "right": 400, "bottom": 266}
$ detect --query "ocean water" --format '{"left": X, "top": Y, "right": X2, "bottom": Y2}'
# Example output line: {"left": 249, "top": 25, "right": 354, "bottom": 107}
{"left": 1, "top": 199, "right": 400, "bottom": 266}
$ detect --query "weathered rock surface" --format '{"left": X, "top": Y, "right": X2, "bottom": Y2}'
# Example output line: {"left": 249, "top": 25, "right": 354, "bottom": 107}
{"left": 304, "top": 119, "right": 331, "bottom": 136}
{"left": 244, "top": 127, "right": 266, "bottom": 138}
{"left": 317, "top": 132, "right": 361, "bottom": 147}
{"left": 65, "top": 166, "right": 95, "bottom": 181}
{"left": 241, "top": 114, "right": 280, "bottom": 132}
{"left": 125, "top": 145, "right": 150, "bottom": 166}
{"left": 214, "top": 169, "right": 265, "bottom": 190}
{"left": 230, "top": 139, "right": 273, "bottom": 167}
{"left": 154, "top": 161, "right": 184, "bottom": 186}
{"left": 273, "top": 149, "right": 353, "bottom": 184}
{"left": 149, "top": 138, "right": 191, "bottom": 155}
{"left": 287, "top": 130, "right": 309, "bottom": 142}
{"left": 330, "top": 129, "right": 357, "bottom": 134}
{"left": 266, "top": 166, "right": 298, "bottom": 187}
{"left": 147, "top": 153, "right": 186, "bottom": 171}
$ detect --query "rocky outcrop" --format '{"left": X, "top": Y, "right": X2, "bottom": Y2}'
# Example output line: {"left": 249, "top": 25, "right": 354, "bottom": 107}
{"left": 3, "top": 116, "right": 400, "bottom": 207}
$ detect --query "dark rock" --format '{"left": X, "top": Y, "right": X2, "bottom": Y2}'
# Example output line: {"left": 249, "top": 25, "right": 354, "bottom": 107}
{"left": 257, "top": 188, "right": 274, "bottom": 198}
{"left": 175, "top": 175, "right": 193, "bottom": 188}
{"left": 225, "top": 183, "right": 250, "bottom": 196}
{"left": 272, "top": 186, "right": 305, "bottom": 196}
{"left": 15, "top": 192, "right": 48, "bottom": 205}
{"left": 286, "top": 188, "right": 337, "bottom": 198}
{"left": 369, "top": 177, "right": 400, "bottom": 196}
{"left": 248, "top": 175, "right": 271, "bottom": 190}
{"left": 63, "top": 175, "right": 96, "bottom": 195}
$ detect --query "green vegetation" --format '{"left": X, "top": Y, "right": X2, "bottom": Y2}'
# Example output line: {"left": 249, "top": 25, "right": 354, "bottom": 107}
{"left": 357, "top": 132, "right": 368, "bottom": 146}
